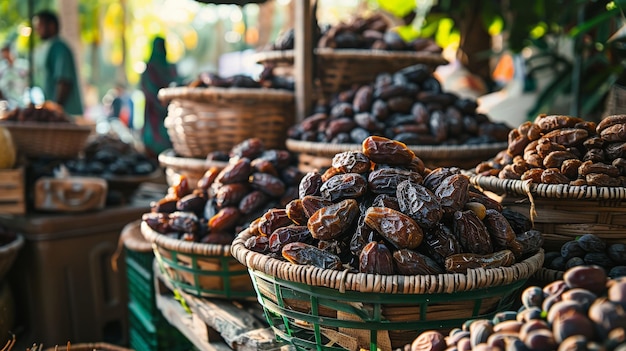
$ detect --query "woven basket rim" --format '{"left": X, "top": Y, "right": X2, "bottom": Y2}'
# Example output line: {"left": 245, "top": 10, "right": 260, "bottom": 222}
{"left": 254, "top": 48, "right": 449, "bottom": 66}
{"left": 140, "top": 220, "right": 231, "bottom": 256}
{"left": 157, "top": 86, "right": 295, "bottom": 103}
{"left": 158, "top": 149, "right": 228, "bottom": 172}
{"left": 232, "top": 229, "right": 544, "bottom": 294}
{"left": 470, "top": 174, "right": 626, "bottom": 200}
{"left": 0, "top": 233, "right": 24, "bottom": 255}
{"left": 44, "top": 342, "right": 133, "bottom": 351}
{"left": 286, "top": 139, "right": 508, "bottom": 158}
{"left": 0, "top": 120, "right": 93, "bottom": 132}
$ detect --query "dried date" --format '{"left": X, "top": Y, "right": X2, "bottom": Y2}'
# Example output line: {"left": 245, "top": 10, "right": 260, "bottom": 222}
{"left": 143, "top": 212, "right": 173, "bottom": 233}
{"left": 536, "top": 115, "right": 583, "bottom": 133}
{"left": 298, "top": 172, "right": 323, "bottom": 198}
{"left": 331, "top": 151, "right": 372, "bottom": 174}
{"left": 368, "top": 168, "right": 422, "bottom": 195}
{"left": 578, "top": 161, "right": 621, "bottom": 177}
{"left": 269, "top": 226, "right": 312, "bottom": 253}
{"left": 245, "top": 235, "right": 270, "bottom": 253}
{"left": 362, "top": 136, "right": 415, "bottom": 165}
{"left": 359, "top": 242, "right": 395, "bottom": 274}
{"left": 600, "top": 123, "right": 626, "bottom": 142}
{"left": 586, "top": 173, "right": 622, "bottom": 186}
{"left": 561, "top": 159, "right": 583, "bottom": 180}
{"left": 393, "top": 249, "right": 443, "bottom": 275}
{"left": 249, "top": 172, "right": 286, "bottom": 197}
{"left": 282, "top": 242, "right": 343, "bottom": 270}
{"left": 238, "top": 190, "right": 269, "bottom": 215}
{"left": 543, "top": 128, "right": 588, "bottom": 147}
{"left": 423, "top": 167, "right": 461, "bottom": 191}
{"left": 230, "top": 137, "right": 264, "bottom": 159}
{"left": 308, "top": 199, "right": 359, "bottom": 240}
{"left": 258, "top": 208, "right": 292, "bottom": 236}
{"left": 364, "top": 207, "right": 423, "bottom": 249}
{"left": 320, "top": 173, "right": 368, "bottom": 201}
{"left": 423, "top": 223, "right": 462, "bottom": 266}
{"left": 208, "top": 207, "right": 240, "bottom": 232}
{"left": 301, "top": 195, "right": 333, "bottom": 217}
{"left": 216, "top": 158, "right": 252, "bottom": 184}
{"left": 434, "top": 174, "right": 470, "bottom": 216}
{"left": 285, "top": 199, "right": 308, "bottom": 225}
{"left": 541, "top": 168, "right": 570, "bottom": 184}
{"left": 452, "top": 210, "right": 493, "bottom": 254}
{"left": 396, "top": 180, "right": 443, "bottom": 229}
{"left": 169, "top": 211, "right": 199, "bottom": 234}
{"left": 445, "top": 250, "right": 516, "bottom": 273}
{"left": 216, "top": 183, "right": 250, "bottom": 208}
{"left": 483, "top": 209, "right": 516, "bottom": 250}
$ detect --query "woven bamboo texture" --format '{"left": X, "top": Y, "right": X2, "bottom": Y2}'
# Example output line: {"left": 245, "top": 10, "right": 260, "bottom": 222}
{"left": 470, "top": 175, "right": 626, "bottom": 250}
{"left": 158, "top": 87, "right": 295, "bottom": 158}
{"left": 286, "top": 139, "right": 508, "bottom": 171}
{"left": 0, "top": 233, "right": 24, "bottom": 281}
{"left": 254, "top": 49, "right": 448, "bottom": 96}
{"left": 532, "top": 267, "right": 564, "bottom": 286}
{"left": 232, "top": 229, "right": 543, "bottom": 351}
{"left": 0, "top": 121, "right": 92, "bottom": 159}
{"left": 158, "top": 149, "right": 228, "bottom": 187}
{"left": 140, "top": 221, "right": 254, "bottom": 299}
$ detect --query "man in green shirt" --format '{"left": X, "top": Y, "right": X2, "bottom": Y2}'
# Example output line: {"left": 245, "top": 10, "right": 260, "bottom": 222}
{"left": 34, "top": 10, "right": 83, "bottom": 116}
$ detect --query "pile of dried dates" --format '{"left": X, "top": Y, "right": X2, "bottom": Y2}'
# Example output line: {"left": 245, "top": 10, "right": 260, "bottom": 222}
{"left": 244, "top": 136, "right": 542, "bottom": 274}
{"left": 544, "top": 234, "right": 626, "bottom": 278}
{"left": 270, "top": 13, "right": 441, "bottom": 53}
{"left": 406, "top": 265, "right": 626, "bottom": 351}
{"left": 287, "top": 64, "right": 511, "bottom": 145}
{"left": 187, "top": 66, "right": 294, "bottom": 91}
{"left": 475, "top": 114, "right": 626, "bottom": 186}
{"left": 65, "top": 135, "right": 157, "bottom": 177}
{"left": 143, "top": 138, "right": 303, "bottom": 244}
{"left": 1, "top": 102, "right": 71, "bottom": 123}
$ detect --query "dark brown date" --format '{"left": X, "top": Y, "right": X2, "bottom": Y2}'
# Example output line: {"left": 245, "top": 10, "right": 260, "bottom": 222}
{"left": 600, "top": 123, "right": 626, "bottom": 142}
{"left": 515, "top": 229, "right": 544, "bottom": 256}
{"left": 308, "top": 199, "right": 359, "bottom": 240}
{"left": 244, "top": 235, "right": 270, "bottom": 253}
{"left": 359, "top": 241, "right": 395, "bottom": 274}
{"left": 208, "top": 207, "right": 240, "bottom": 232}
{"left": 331, "top": 151, "right": 372, "bottom": 174}
{"left": 285, "top": 199, "right": 308, "bottom": 225}
{"left": 258, "top": 208, "right": 292, "bottom": 236}
{"left": 452, "top": 210, "right": 493, "bottom": 254}
{"left": 536, "top": 115, "right": 583, "bottom": 133}
{"left": 282, "top": 242, "right": 343, "bottom": 270}
{"left": 423, "top": 167, "right": 461, "bottom": 192}
{"left": 202, "top": 231, "right": 234, "bottom": 245}
{"left": 368, "top": 168, "right": 422, "bottom": 195}
{"left": 578, "top": 161, "right": 621, "bottom": 177}
{"left": 362, "top": 136, "right": 415, "bottom": 165}
{"left": 269, "top": 226, "right": 312, "bottom": 253}
{"left": 168, "top": 175, "right": 191, "bottom": 199}
{"left": 350, "top": 215, "right": 379, "bottom": 256}
{"left": 143, "top": 212, "right": 173, "bottom": 233}
{"left": 216, "top": 158, "right": 252, "bottom": 184}
{"left": 238, "top": 190, "right": 269, "bottom": 215}
{"left": 541, "top": 168, "right": 570, "bottom": 184}
{"left": 365, "top": 207, "right": 423, "bottom": 249}
{"left": 543, "top": 151, "right": 577, "bottom": 169}
{"left": 301, "top": 195, "right": 333, "bottom": 218}
{"left": 250, "top": 158, "right": 278, "bottom": 177}
{"left": 169, "top": 211, "right": 199, "bottom": 234}
{"left": 434, "top": 174, "right": 470, "bottom": 216}
{"left": 483, "top": 209, "right": 516, "bottom": 250}
{"left": 521, "top": 168, "right": 544, "bottom": 183}
{"left": 151, "top": 198, "right": 178, "bottom": 214}
{"left": 393, "top": 248, "right": 443, "bottom": 275}
{"left": 176, "top": 193, "right": 207, "bottom": 218}
{"left": 298, "top": 172, "right": 323, "bottom": 198}
{"left": 445, "top": 250, "right": 516, "bottom": 273}
{"left": 586, "top": 173, "right": 622, "bottom": 186}
{"left": 321, "top": 167, "right": 341, "bottom": 182}
{"left": 215, "top": 183, "right": 250, "bottom": 208}
{"left": 543, "top": 128, "right": 588, "bottom": 147}
{"left": 597, "top": 114, "right": 626, "bottom": 134}
{"left": 197, "top": 166, "right": 221, "bottom": 191}
{"left": 229, "top": 137, "right": 264, "bottom": 159}
{"left": 467, "top": 190, "right": 503, "bottom": 212}
{"left": 353, "top": 85, "right": 373, "bottom": 113}
{"left": 320, "top": 173, "right": 368, "bottom": 201}
{"left": 536, "top": 138, "right": 566, "bottom": 159}
{"left": 249, "top": 172, "right": 286, "bottom": 197}
{"left": 561, "top": 159, "right": 583, "bottom": 180}
{"left": 423, "top": 223, "right": 462, "bottom": 266}
{"left": 606, "top": 142, "right": 626, "bottom": 160}
{"left": 396, "top": 180, "right": 443, "bottom": 229}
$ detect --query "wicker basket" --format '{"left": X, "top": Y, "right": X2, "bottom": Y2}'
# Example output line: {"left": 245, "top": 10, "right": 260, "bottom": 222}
{"left": 0, "top": 121, "right": 92, "bottom": 159}
{"left": 158, "top": 149, "right": 228, "bottom": 187}
{"left": 0, "top": 233, "right": 24, "bottom": 281}
{"left": 140, "top": 221, "right": 255, "bottom": 299}
{"left": 286, "top": 139, "right": 508, "bottom": 172}
{"left": 470, "top": 175, "right": 626, "bottom": 250}
{"left": 254, "top": 49, "right": 448, "bottom": 97}
{"left": 232, "top": 229, "right": 543, "bottom": 351}
{"left": 158, "top": 87, "right": 295, "bottom": 158}
{"left": 531, "top": 267, "right": 564, "bottom": 286}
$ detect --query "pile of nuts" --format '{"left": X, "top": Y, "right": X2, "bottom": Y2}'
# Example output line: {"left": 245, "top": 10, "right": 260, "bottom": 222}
{"left": 544, "top": 233, "right": 626, "bottom": 279}
{"left": 244, "top": 136, "right": 542, "bottom": 275}
{"left": 143, "top": 138, "right": 303, "bottom": 244}
{"left": 476, "top": 114, "right": 626, "bottom": 186}
{"left": 288, "top": 65, "right": 511, "bottom": 145}
{"left": 406, "top": 265, "right": 626, "bottom": 351}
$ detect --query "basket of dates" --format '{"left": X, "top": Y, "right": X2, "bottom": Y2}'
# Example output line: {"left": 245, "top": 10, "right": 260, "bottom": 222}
{"left": 141, "top": 138, "right": 304, "bottom": 299}
{"left": 231, "top": 136, "right": 544, "bottom": 351}
{"left": 471, "top": 114, "right": 626, "bottom": 250}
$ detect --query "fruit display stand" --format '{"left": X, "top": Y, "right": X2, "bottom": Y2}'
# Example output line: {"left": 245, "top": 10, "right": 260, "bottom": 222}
{"left": 1, "top": 202, "right": 150, "bottom": 347}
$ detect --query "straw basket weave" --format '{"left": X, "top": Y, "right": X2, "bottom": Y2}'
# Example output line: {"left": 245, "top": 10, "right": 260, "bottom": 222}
{"left": 232, "top": 229, "right": 543, "bottom": 351}
{"left": 0, "top": 233, "right": 24, "bottom": 281}
{"left": 158, "top": 87, "right": 295, "bottom": 158}
{"left": 158, "top": 149, "right": 228, "bottom": 187}
{"left": 44, "top": 342, "right": 132, "bottom": 351}
{"left": 286, "top": 139, "right": 508, "bottom": 172}
{"left": 254, "top": 49, "right": 448, "bottom": 98}
{"left": 140, "top": 221, "right": 255, "bottom": 299}
{"left": 470, "top": 175, "right": 626, "bottom": 251}
{"left": 531, "top": 267, "right": 564, "bottom": 286}
{"left": 0, "top": 121, "right": 92, "bottom": 159}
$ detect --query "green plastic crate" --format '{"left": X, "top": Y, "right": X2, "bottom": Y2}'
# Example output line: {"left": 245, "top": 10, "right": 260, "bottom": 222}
{"left": 128, "top": 301, "right": 192, "bottom": 351}
{"left": 126, "top": 256, "right": 157, "bottom": 318}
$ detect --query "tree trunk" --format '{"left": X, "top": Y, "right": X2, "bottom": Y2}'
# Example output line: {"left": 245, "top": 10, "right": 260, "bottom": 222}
{"left": 456, "top": 1, "right": 493, "bottom": 90}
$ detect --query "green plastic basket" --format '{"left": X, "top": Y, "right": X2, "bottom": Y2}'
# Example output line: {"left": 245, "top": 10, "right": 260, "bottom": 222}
{"left": 140, "top": 221, "right": 256, "bottom": 299}
{"left": 232, "top": 229, "right": 544, "bottom": 351}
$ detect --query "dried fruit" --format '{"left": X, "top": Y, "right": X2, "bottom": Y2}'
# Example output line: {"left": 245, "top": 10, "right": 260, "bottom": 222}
{"left": 308, "top": 199, "right": 359, "bottom": 240}
{"left": 364, "top": 207, "right": 423, "bottom": 249}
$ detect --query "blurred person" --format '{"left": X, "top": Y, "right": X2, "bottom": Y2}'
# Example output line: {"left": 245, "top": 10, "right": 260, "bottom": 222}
{"left": 104, "top": 83, "right": 134, "bottom": 128}
{"left": 33, "top": 10, "right": 83, "bottom": 115}
{"left": 140, "top": 36, "right": 178, "bottom": 158}
{"left": 0, "top": 44, "right": 28, "bottom": 109}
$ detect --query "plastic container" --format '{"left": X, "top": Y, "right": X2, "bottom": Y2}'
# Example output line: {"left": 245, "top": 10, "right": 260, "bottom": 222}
{"left": 2, "top": 204, "right": 149, "bottom": 346}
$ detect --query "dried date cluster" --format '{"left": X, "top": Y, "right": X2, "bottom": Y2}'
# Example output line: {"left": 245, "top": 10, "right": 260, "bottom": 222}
{"left": 187, "top": 67, "right": 294, "bottom": 91}
{"left": 270, "top": 13, "right": 442, "bottom": 53}
{"left": 476, "top": 114, "right": 626, "bottom": 186}
{"left": 406, "top": 265, "right": 626, "bottom": 351}
{"left": 2, "top": 102, "right": 71, "bottom": 123}
{"left": 244, "top": 136, "right": 542, "bottom": 274}
{"left": 544, "top": 234, "right": 626, "bottom": 279}
{"left": 143, "top": 138, "right": 303, "bottom": 244}
{"left": 287, "top": 64, "right": 511, "bottom": 145}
